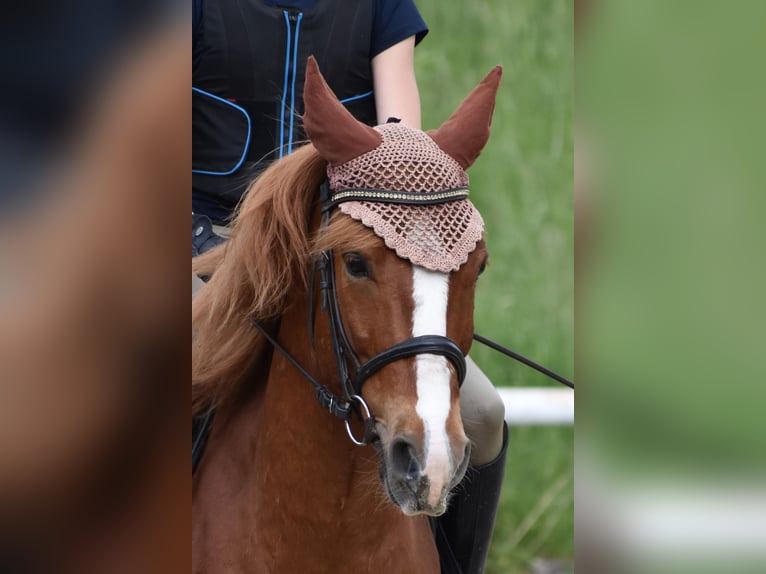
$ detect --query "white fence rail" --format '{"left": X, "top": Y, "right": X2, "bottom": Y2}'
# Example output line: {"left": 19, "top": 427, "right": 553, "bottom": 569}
{"left": 498, "top": 387, "right": 574, "bottom": 426}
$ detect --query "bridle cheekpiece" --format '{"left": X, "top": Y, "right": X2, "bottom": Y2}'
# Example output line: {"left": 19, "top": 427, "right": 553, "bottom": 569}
{"left": 253, "top": 176, "right": 470, "bottom": 446}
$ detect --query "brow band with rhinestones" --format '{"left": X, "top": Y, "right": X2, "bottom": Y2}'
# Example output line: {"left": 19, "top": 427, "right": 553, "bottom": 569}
{"left": 322, "top": 186, "right": 470, "bottom": 211}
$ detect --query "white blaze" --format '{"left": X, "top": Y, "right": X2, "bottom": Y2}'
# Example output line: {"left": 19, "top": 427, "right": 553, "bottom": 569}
{"left": 411, "top": 265, "right": 452, "bottom": 507}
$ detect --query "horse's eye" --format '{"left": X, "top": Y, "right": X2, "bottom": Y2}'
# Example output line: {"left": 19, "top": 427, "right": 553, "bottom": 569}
{"left": 343, "top": 252, "right": 370, "bottom": 278}
{"left": 476, "top": 257, "right": 489, "bottom": 283}
{"left": 477, "top": 257, "right": 488, "bottom": 281}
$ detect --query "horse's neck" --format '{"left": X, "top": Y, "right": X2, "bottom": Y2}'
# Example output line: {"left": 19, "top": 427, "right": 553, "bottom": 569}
{"left": 193, "top": 297, "right": 438, "bottom": 573}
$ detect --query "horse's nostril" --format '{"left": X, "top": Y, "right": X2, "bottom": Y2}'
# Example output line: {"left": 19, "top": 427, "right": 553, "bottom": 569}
{"left": 389, "top": 436, "right": 421, "bottom": 481}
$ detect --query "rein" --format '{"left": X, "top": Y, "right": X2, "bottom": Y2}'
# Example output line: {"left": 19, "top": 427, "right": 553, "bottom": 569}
{"left": 473, "top": 334, "right": 574, "bottom": 389}
{"left": 191, "top": 328, "right": 572, "bottom": 474}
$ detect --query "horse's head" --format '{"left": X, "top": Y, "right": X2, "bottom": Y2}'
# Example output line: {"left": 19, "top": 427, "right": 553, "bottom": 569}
{"left": 303, "top": 58, "right": 501, "bottom": 516}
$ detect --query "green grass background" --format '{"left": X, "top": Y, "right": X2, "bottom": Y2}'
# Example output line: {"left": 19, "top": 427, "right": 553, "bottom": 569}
{"left": 413, "top": 1, "right": 573, "bottom": 572}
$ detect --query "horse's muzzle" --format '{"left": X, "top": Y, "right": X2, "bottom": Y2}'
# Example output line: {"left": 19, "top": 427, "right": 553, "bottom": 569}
{"left": 382, "top": 434, "right": 471, "bottom": 516}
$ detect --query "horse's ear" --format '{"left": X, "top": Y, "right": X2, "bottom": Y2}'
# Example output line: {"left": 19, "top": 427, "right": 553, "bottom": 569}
{"left": 427, "top": 66, "right": 503, "bottom": 170}
{"left": 303, "top": 56, "right": 381, "bottom": 165}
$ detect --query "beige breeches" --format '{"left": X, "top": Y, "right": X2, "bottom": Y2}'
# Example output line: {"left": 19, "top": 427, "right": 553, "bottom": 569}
{"left": 460, "top": 356, "right": 506, "bottom": 465}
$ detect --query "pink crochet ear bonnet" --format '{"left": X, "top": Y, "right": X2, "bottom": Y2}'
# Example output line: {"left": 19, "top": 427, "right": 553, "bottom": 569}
{"left": 326, "top": 123, "right": 483, "bottom": 273}
{"left": 301, "top": 57, "right": 502, "bottom": 273}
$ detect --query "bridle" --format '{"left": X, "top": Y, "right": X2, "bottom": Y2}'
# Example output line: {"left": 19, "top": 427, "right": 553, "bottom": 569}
{"left": 193, "top": 181, "right": 575, "bottom": 474}
{"left": 253, "top": 181, "right": 467, "bottom": 446}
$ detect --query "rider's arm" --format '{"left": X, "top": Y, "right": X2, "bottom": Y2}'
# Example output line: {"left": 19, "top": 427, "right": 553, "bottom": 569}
{"left": 371, "top": 35, "right": 421, "bottom": 129}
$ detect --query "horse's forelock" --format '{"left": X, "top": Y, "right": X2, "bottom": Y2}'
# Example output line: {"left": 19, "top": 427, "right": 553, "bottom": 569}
{"left": 312, "top": 212, "right": 381, "bottom": 255}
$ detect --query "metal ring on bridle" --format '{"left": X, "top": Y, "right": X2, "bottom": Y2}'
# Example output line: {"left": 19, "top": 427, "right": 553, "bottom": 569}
{"left": 344, "top": 394, "right": 372, "bottom": 446}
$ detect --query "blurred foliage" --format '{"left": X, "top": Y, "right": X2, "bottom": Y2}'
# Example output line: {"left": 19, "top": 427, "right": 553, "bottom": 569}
{"left": 414, "top": 1, "right": 573, "bottom": 572}
{"left": 579, "top": 0, "right": 766, "bottom": 476}
{"left": 577, "top": 1, "right": 766, "bottom": 573}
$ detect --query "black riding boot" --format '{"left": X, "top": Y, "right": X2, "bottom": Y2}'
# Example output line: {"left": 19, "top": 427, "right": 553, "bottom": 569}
{"left": 433, "top": 423, "right": 509, "bottom": 574}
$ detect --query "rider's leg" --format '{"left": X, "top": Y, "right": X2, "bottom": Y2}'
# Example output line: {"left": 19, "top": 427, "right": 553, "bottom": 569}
{"left": 192, "top": 215, "right": 229, "bottom": 295}
{"left": 434, "top": 356, "right": 507, "bottom": 574}
{"left": 461, "top": 356, "right": 506, "bottom": 465}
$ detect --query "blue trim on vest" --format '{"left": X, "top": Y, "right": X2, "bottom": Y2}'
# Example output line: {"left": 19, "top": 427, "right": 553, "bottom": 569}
{"left": 191, "top": 87, "right": 252, "bottom": 176}
{"left": 279, "top": 11, "right": 292, "bottom": 159}
{"left": 287, "top": 12, "right": 304, "bottom": 154}
{"left": 339, "top": 90, "right": 374, "bottom": 105}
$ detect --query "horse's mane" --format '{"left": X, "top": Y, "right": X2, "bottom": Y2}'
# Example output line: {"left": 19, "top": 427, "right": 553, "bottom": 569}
{"left": 192, "top": 144, "right": 379, "bottom": 416}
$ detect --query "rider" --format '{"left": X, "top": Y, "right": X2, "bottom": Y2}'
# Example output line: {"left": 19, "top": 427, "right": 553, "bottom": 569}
{"left": 192, "top": 1, "right": 508, "bottom": 571}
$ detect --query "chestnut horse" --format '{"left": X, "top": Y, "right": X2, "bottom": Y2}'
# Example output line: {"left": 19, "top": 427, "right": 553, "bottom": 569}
{"left": 192, "top": 59, "right": 501, "bottom": 573}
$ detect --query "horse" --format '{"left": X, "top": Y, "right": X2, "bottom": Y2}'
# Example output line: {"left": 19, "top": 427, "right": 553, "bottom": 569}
{"left": 192, "top": 58, "right": 502, "bottom": 573}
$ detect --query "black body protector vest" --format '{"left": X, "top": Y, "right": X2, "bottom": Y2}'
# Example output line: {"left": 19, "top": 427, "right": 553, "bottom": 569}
{"left": 193, "top": 0, "right": 377, "bottom": 219}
